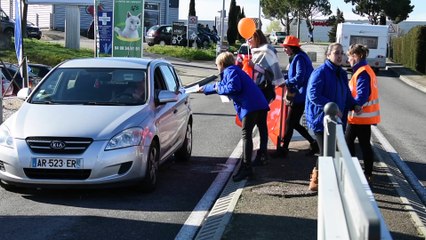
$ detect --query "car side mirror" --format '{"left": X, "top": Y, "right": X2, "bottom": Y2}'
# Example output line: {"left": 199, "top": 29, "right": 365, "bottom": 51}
{"left": 155, "top": 90, "right": 178, "bottom": 105}
{"left": 17, "top": 87, "right": 31, "bottom": 100}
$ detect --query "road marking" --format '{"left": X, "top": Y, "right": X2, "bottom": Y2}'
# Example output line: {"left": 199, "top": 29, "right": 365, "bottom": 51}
{"left": 175, "top": 138, "right": 244, "bottom": 240}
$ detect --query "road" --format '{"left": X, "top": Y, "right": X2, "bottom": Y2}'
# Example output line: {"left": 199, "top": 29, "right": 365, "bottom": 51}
{"left": 0, "top": 94, "right": 240, "bottom": 240}
{"left": 375, "top": 70, "right": 426, "bottom": 187}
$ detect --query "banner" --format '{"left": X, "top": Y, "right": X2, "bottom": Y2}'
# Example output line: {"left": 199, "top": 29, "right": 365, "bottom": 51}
{"left": 98, "top": 11, "right": 113, "bottom": 55}
{"left": 112, "top": 0, "right": 144, "bottom": 57}
{"left": 14, "top": 0, "right": 23, "bottom": 69}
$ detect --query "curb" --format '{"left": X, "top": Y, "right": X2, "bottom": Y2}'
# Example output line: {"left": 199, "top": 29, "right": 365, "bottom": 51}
{"left": 385, "top": 66, "right": 426, "bottom": 94}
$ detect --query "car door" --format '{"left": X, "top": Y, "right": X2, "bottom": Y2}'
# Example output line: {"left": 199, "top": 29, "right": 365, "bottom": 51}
{"left": 160, "top": 64, "right": 189, "bottom": 151}
{"left": 152, "top": 63, "right": 185, "bottom": 160}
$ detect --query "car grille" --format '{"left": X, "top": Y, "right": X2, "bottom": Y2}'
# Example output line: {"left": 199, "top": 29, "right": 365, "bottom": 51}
{"left": 23, "top": 168, "right": 91, "bottom": 180}
{"left": 26, "top": 137, "right": 93, "bottom": 154}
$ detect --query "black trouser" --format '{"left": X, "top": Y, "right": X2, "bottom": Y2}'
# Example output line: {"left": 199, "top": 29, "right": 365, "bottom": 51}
{"left": 242, "top": 109, "right": 268, "bottom": 166}
{"left": 345, "top": 124, "right": 374, "bottom": 175}
{"left": 314, "top": 132, "right": 324, "bottom": 168}
{"left": 283, "top": 103, "right": 315, "bottom": 149}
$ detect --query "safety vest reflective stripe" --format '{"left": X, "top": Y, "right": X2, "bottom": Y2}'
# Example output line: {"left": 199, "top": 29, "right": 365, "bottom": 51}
{"left": 348, "top": 65, "right": 381, "bottom": 125}
{"left": 348, "top": 110, "right": 380, "bottom": 118}
{"left": 363, "top": 98, "right": 379, "bottom": 107}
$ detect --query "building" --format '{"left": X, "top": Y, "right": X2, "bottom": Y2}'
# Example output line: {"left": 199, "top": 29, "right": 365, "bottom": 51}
{"left": 0, "top": 0, "right": 179, "bottom": 33}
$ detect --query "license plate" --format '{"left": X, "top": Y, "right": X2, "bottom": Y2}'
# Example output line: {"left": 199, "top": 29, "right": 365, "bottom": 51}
{"left": 31, "top": 157, "right": 82, "bottom": 169}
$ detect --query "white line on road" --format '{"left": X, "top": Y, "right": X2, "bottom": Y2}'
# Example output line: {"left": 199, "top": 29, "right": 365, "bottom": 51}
{"left": 174, "top": 139, "right": 243, "bottom": 240}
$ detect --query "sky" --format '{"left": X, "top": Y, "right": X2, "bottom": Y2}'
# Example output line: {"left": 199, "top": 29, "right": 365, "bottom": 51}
{"left": 178, "top": 0, "right": 424, "bottom": 26}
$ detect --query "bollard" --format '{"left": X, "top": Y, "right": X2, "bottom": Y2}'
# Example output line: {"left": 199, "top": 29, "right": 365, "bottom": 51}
{"left": 323, "top": 102, "right": 339, "bottom": 157}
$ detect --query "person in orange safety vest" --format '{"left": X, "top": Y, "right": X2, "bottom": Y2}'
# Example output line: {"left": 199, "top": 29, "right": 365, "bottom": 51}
{"left": 345, "top": 44, "right": 380, "bottom": 184}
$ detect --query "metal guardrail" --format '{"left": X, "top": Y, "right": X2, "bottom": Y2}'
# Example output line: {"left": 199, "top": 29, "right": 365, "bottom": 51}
{"left": 317, "top": 102, "right": 392, "bottom": 240}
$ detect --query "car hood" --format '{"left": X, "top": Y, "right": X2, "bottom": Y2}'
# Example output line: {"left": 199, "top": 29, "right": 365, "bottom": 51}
{"left": 6, "top": 103, "right": 149, "bottom": 140}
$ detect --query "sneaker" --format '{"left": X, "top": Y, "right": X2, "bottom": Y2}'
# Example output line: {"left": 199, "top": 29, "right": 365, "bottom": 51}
{"left": 252, "top": 153, "right": 269, "bottom": 166}
{"left": 232, "top": 166, "right": 254, "bottom": 182}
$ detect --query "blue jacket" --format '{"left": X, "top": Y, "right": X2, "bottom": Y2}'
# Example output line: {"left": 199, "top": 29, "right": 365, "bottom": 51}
{"left": 305, "top": 60, "right": 356, "bottom": 133}
{"left": 351, "top": 60, "right": 371, "bottom": 106}
{"left": 203, "top": 65, "right": 270, "bottom": 120}
{"left": 285, "top": 51, "right": 314, "bottom": 104}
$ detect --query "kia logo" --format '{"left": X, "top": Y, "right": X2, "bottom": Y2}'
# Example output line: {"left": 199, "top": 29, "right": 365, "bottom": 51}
{"left": 50, "top": 140, "right": 66, "bottom": 149}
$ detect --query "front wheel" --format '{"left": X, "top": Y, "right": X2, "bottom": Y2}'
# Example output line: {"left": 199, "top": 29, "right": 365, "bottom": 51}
{"left": 139, "top": 141, "right": 159, "bottom": 192}
{"left": 174, "top": 122, "right": 192, "bottom": 162}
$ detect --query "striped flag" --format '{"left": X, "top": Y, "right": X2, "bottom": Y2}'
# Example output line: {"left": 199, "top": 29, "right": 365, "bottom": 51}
{"left": 14, "top": 0, "right": 23, "bottom": 67}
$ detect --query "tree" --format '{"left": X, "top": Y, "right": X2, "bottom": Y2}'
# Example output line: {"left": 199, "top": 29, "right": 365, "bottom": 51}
{"left": 227, "top": 0, "right": 238, "bottom": 45}
{"left": 343, "top": 0, "right": 413, "bottom": 25}
{"left": 261, "top": 0, "right": 295, "bottom": 35}
{"left": 383, "top": 0, "right": 414, "bottom": 24}
{"left": 266, "top": 20, "right": 284, "bottom": 33}
{"left": 299, "top": 0, "right": 331, "bottom": 43}
{"left": 261, "top": 0, "right": 331, "bottom": 40}
{"left": 327, "top": 8, "right": 345, "bottom": 42}
{"left": 189, "top": 0, "right": 196, "bottom": 17}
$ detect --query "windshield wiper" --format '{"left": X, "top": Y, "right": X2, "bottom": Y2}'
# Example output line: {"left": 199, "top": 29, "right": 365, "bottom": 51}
{"left": 31, "top": 100, "right": 56, "bottom": 104}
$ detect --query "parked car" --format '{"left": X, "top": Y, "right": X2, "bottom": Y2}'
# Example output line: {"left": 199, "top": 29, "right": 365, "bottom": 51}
{"left": 0, "top": 57, "right": 193, "bottom": 192}
{"left": 1, "top": 8, "right": 42, "bottom": 40}
{"left": 146, "top": 24, "right": 213, "bottom": 48}
{"left": 269, "top": 31, "right": 287, "bottom": 45}
{"left": 25, "top": 21, "right": 42, "bottom": 40}
{"left": 0, "top": 63, "right": 42, "bottom": 94}
{"left": 145, "top": 25, "right": 173, "bottom": 46}
{"left": 28, "top": 63, "right": 52, "bottom": 78}
{"left": 234, "top": 43, "right": 252, "bottom": 67}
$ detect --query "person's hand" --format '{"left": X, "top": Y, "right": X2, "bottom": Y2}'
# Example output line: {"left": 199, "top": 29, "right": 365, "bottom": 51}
{"left": 197, "top": 85, "right": 205, "bottom": 93}
{"left": 354, "top": 105, "right": 362, "bottom": 114}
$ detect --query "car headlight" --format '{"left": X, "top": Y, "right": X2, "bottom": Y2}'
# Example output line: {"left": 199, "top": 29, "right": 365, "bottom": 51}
{"left": 0, "top": 126, "right": 14, "bottom": 149}
{"left": 105, "top": 127, "right": 143, "bottom": 150}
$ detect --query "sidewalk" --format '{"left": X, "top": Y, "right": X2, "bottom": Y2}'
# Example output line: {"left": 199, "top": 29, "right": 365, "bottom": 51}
{"left": 178, "top": 47, "right": 426, "bottom": 239}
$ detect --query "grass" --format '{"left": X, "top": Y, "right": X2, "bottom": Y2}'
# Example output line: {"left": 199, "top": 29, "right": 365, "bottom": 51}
{"left": 0, "top": 38, "right": 94, "bottom": 66}
{"left": 0, "top": 38, "right": 244, "bottom": 67}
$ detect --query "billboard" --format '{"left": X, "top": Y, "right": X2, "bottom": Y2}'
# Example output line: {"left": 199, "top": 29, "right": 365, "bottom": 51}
{"left": 112, "top": 0, "right": 144, "bottom": 57}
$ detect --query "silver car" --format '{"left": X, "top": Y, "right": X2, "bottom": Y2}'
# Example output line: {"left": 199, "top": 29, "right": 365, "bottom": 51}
{"left": 0, "top": 58, "right": 193, "bottom": 192}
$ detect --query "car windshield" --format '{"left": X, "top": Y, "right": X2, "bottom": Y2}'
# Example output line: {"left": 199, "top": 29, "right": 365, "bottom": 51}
{"left": 276, "top": 32, "right": 286, "bottom": 36}
{"left": 29, "top": 68, "right": 148, "bottom": 106}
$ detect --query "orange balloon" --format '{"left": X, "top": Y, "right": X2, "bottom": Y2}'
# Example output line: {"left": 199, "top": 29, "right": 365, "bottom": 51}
{"left": 238, "top": 18, "right": 256, "bottom": 39}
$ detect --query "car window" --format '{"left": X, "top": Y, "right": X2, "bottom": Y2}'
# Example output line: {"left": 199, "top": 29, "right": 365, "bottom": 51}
{"left": 154, "top": 67, "right": 167, "bottom": 91}
{"left": 159, "top": 65, "right": 178, "bottom": 91}
{"left": 30, "top": 68, "right": 147, "bottom": 105}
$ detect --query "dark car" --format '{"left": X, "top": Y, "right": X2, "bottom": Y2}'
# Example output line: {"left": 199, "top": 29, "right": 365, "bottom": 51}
{"left": 28, "top": 63, "right": 52, "bottom": 78}
{"left": 0, "top": 63, "right": 42, "bottom": 94}
{"left": 145, "top": 25, "right": 173, "bottom": 46}
{"left": 25, "top": 21, "right": 42, "bottom": 40}
{"left": 1, "top": 9, "right": 42, "bottom": 40}
{"left": 145, "top": 24, "right": 214, "bottom": 48}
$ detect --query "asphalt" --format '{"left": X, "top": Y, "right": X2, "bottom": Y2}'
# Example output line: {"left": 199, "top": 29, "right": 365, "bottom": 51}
{"left": 40, "top": 31, "right": 426, "bottom": 239}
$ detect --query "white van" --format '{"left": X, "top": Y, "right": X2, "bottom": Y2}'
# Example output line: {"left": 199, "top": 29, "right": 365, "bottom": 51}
{"left": 336, "top": 23, "right": 389, "bottom": 71}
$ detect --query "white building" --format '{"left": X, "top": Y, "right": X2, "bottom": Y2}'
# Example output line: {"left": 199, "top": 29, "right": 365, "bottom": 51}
{"left": 0, "top": 0, "right": 179, "bottom": 32}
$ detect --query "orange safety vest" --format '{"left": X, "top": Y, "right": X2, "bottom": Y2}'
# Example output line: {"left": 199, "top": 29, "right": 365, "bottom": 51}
{"left": 348, "top": 65, "right": 381, "bottom": 125}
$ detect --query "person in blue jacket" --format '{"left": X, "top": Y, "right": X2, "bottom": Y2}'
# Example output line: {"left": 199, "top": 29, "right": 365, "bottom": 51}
{"left": 278, "top": 35, "right": 318, "bottom": 157}
{"left": 200, "top": 52, "right": 270, "bottom": 182}
{"left": 305, "top": 42, "right": 359, "bottom": 191}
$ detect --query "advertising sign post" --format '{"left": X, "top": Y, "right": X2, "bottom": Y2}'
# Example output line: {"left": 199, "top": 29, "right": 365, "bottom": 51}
{"left": 112, "top": 0, "right": 144, "bottom": 57}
